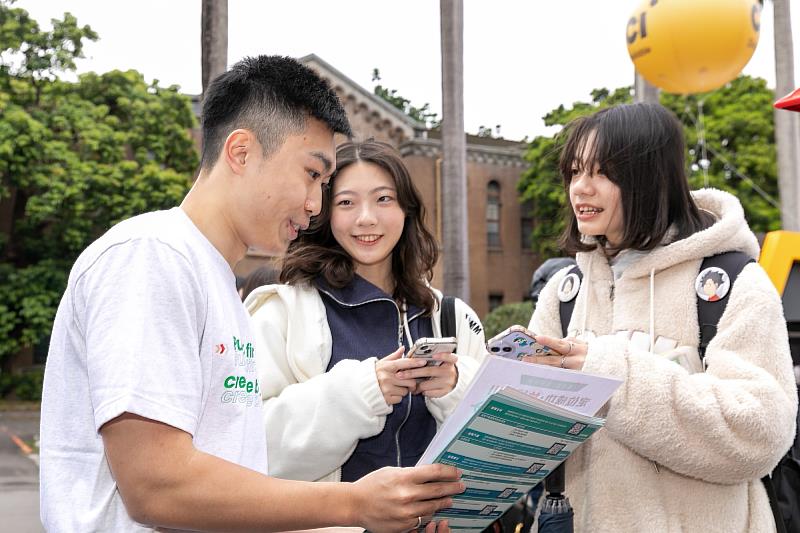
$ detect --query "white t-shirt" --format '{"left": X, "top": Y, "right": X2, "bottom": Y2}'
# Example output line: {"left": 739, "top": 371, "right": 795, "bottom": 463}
{"left": 39, "top": 208, "right": 267, "bottom": 532}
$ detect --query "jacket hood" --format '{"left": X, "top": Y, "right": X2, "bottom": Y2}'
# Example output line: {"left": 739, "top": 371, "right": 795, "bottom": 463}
{"left": 578, "top": 188, "right": 760, "bottom": 280}
{"left": 244, "top": 283, "right": 286, "bottom": 315}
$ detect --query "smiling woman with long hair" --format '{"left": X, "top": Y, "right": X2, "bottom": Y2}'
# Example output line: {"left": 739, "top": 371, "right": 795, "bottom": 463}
{"left": 245, "top": 140, "right": 486, "bottom": 484}
{"left": 525, "top": 103, "right": 797, "bottom": 532}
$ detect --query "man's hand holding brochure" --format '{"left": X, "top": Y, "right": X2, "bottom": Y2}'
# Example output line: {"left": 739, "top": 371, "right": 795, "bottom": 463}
{"left": 416, "top": 330, "right": 623, "bottom": 531}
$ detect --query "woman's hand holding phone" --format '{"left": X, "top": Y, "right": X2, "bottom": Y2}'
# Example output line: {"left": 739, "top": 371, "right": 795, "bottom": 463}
{"left": 521, "top": 334, "right": 588, "bottom": 371}
{"left": 398, "top": 337, "right": 459, "bottom": 398}
{"left": 399, "top": 351, "right": 459, "bottom": 398}
{"left": 375, "top": 347, "right": 427, "bottom": 405}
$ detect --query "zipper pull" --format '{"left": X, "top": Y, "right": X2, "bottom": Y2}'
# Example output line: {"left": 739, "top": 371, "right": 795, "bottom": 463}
{"left": 610, "top": 281, "right": 615, "bottom": 301}
{"left": 397, "top": 320, "right": 403, "bottom": 348}
{"left": 397, "top": 303, "right": 405, "bottom": 349}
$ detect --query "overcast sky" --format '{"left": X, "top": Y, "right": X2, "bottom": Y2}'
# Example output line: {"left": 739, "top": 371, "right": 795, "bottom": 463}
{"left": 15, "top": 0, "right": 800, "bottom": 141}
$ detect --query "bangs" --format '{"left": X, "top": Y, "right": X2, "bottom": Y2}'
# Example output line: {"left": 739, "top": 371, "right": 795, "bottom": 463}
{"left": 558, "top": 118, "right": 607, "bottom": 187}
{"left": 558, "top": 103, "right": 711, "bottom": 255}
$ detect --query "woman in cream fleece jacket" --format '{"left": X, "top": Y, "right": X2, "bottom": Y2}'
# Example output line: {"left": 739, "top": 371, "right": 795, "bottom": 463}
{"left": 245, "top": 140, "right": 486, "bottom": 484}
{"left": 527, "top": 104, "right": 797, "bottom": 532}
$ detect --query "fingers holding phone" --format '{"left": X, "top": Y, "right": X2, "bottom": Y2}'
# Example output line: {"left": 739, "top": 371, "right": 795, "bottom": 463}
{"left": 520, "top": 334, "right": 587, "bottom": 371}
{"left": 375, "top": 347, "right": 426, "bottom": 405}
{"left": 403, "top": 338, "right": 459, "bottom": 398}
{"left": 403, "top": 350, "right": 459, "bottom": 398}
{"left": 486, "top": 325, "right": 551, "bottom": 360}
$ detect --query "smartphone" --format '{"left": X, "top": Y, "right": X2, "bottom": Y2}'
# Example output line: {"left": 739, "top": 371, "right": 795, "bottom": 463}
{"left": 486, "top": 325, "right": 551, "bottom": 360}
{"left": 407, "top": 337, "right": 458, "bottom": 367}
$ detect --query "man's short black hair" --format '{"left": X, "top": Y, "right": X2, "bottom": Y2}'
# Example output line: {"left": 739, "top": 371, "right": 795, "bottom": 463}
{"left": 200, "top": 55, "right": 352, "bottom": 169}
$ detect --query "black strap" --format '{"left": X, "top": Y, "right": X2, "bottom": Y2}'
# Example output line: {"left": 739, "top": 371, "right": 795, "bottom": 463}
{"left": 551, "top": 265, "right": 582, "bottom": 524}
{"left": 559, "top": 266, "right": 583, "bottom": 338}
{"left": 441, "top": 296, "right": 457, "bottom": 338}
{"left": 697, "top": 252, "right": 754, "bottom": 360}
{"left": 763, "top": 473, "right": 789, "bottom": 533}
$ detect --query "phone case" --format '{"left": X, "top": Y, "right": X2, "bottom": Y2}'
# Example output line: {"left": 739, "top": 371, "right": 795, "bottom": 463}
{"left": 486, "top": 325, "right": 551, "bottom": 360}
{"left": 407, "top": 337, "right": 457, "bottom": 366}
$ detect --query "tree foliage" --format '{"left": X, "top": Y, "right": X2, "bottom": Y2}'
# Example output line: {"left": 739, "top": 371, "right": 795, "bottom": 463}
{"left": 372, "top": 68, "right": 441, "bottom": 128}
{"left": 483, "top": 301, "right": 534, "bottom": 339}
{"left": 0, "top": 1, "right": 198, "bottom": 382}
{"left": 518, "top": 77, "right": 780, "bottom": 258}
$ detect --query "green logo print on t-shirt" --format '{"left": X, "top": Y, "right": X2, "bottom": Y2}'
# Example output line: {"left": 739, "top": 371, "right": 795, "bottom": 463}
{"left": 219, "top": 335, "right": 260, "bottom": 407}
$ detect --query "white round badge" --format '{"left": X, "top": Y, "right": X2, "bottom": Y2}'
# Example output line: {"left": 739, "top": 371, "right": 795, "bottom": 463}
{"left": 557, "top": 272, "right": 581, "bottom": 303}
{"left": 695, "top": 267, "right": 731, "bottom": 302}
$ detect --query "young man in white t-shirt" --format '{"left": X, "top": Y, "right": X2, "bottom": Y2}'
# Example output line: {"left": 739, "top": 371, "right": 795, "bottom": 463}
{"left": 39, "top": 55, "right": 463, "bottom": 533}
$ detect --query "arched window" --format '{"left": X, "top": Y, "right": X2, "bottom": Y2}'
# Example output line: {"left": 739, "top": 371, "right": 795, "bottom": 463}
{"left": 487, "top": 180, "right": 501, "bottom": 248}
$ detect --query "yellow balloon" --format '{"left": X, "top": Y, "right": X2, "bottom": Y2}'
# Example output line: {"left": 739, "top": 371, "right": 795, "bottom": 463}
{"left": 626, "top": 0, "right": 761, "bottom": 94}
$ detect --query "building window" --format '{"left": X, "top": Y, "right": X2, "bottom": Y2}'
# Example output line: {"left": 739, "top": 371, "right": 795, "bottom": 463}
{"left": 489, "top": 293, "right": 504, "bottom": 311}
{"left": 487, "top": 180, "right": 501, "bottom": 248}
{"left": 520, "top": 199, "right": 534, "bottom": 249}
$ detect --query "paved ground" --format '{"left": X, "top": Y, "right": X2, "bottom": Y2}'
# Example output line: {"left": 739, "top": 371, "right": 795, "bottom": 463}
{"left": 0, "top": 409, "right": 43, "bottom": 533}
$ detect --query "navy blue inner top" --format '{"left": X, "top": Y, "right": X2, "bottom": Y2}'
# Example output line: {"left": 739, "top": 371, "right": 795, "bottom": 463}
{"left": 315, "top": 274, "right": 437, "bottom": 482}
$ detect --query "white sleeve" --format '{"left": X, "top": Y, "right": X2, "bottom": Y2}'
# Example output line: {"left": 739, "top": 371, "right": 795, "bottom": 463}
{"left": 252, "top": 293, "right": 392, "bottom": 481}
{"left": 427, "top": 298, "right": 487, "bottom": 423}
{"left": 77, "top": 238, "right": 205, "bottom": 435}
{"left": 582, "top": 264, "right": 798, "bottom": 484}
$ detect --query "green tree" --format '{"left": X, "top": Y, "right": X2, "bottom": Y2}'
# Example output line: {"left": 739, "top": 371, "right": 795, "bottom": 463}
{"left": 372, "top": 68, "right": 440, "bottom": 128}
{"left": 0, "top": 2, "right": 198, "bottom": 393}
{"left": 518, "top": 77, "right": 780, "bottom": 258}
{"left": 483, "top": 301, "right": 534, "bottom": 339}
{"left": 663, "top": 76, "right": 780, "bottom": 231}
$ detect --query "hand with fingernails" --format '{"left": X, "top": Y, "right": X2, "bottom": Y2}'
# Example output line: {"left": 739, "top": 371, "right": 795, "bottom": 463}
{"left": 521, "top": 334, "right": 588, "bottom": 371}
{"left": 411, "top": 515, "right": 451, "bottom": 533}
{"left": 397, "top": 352, "right": 459, "bottom": 398}
{"left": 375, "top": 347, "right": 428, "bottom": 405}
{"left": 351, "top": 464, "right": 462, "bottom": 533}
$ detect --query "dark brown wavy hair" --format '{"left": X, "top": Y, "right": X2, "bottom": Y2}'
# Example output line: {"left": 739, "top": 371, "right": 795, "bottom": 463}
{"left": 559, "top": 103, "right": 713, "bottom": 254}
{"left": 280, "top": 140, "right": 440, "bottom": 314}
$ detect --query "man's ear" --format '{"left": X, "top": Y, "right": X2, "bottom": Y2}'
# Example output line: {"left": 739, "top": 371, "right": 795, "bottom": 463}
{"left": 222, "top": 129, "right": 257, "bottom": 175}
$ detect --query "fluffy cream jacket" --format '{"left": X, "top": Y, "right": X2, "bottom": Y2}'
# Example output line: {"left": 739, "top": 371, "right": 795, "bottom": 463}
{"left": 530, "top": 189, "right": 797, "bottom": 533}
{"left": 245, "top": 283, "right": 487, "bottom": 483}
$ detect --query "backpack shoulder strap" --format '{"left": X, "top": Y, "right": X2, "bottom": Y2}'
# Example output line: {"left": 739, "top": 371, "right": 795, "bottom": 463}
{"left": 694, "top": 252, "right": 787, "bottom": 533}
{"left": 440, "top": 296, "right": 457, "bottom": 338}
{"left": 697, "top": 251, "right": 755, "bottom": 360}
{"left": 762, "top": 473, "right": 789, "bottom": 533}
{"left": 559, "top": 266, "right": 583, "bottom": 338}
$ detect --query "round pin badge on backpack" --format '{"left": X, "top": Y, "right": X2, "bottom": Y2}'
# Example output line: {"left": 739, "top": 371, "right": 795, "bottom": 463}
{"left": 695, "top": 267, "right": 731, "bottom": 302}
{"left": 557, "top": 272, "right": 581, "bottom": 302}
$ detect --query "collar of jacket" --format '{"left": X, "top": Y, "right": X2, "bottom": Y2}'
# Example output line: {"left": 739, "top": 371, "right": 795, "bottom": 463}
{"left": 313, "top": 274, "right": 426, "bottom": 321}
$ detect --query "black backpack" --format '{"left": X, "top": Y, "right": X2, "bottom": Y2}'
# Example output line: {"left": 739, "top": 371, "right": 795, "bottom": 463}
{"left": 559, "top": 252, "right": 800, "bottom": 533}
